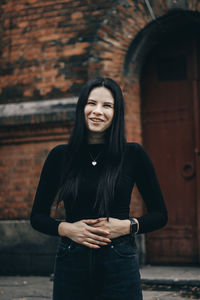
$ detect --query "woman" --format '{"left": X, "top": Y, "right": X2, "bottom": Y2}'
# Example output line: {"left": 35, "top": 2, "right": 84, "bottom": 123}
{"left": 30, "top": 77, "right": 168, "bottom": 300}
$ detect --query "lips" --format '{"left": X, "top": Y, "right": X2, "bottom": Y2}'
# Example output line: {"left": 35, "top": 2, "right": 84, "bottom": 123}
{"left": 90, "top": 118, "right": 104, "bottom": 122}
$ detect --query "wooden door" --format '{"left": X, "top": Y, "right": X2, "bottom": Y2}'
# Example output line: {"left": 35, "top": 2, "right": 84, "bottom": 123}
{"left": 141, "top": 35, "right": 200, "bottom": 264}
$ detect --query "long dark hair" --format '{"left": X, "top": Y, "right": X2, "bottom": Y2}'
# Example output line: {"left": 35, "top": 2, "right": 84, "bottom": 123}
{"left": 57, "top": 77, "right": 126, "bottom": 219}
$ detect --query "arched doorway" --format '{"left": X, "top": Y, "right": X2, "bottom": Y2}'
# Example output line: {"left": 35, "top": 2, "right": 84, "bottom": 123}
{"left": 141, "top": 30, "right": 200, "bottom": 264}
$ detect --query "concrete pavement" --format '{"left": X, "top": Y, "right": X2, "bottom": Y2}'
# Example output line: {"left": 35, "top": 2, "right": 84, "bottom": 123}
{"left": 0, "top": 266, "right": 200, "bottom": 300}
{"left": 140, "top": 265, "right": 200, "bottom": 286}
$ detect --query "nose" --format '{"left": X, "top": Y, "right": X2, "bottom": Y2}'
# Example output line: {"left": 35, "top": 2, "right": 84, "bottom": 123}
{"left": 93, "top": 104, "right": 103, "bottom": 115}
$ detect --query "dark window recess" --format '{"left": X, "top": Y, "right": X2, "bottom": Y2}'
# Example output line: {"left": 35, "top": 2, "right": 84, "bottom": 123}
{"left": 157, "top": 56, "right": 187, "bottom": 81}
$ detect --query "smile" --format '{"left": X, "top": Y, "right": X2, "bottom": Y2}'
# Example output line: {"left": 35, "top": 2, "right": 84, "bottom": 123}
{"left": 90, "top": 118, "right": 104, "bottom": 122}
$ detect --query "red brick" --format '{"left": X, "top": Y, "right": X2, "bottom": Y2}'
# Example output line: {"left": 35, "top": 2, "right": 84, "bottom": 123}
{"left": 71, "top": 11, "right": 83, "bottom": 19}
{"left": 0, "top": 0, "right": 197, "bottom": 221}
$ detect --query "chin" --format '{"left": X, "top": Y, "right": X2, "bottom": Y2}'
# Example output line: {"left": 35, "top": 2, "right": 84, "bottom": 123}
{"left": 90, "top": 129, "right": 105, "bottom": 134}
{"left": 88, "top": 125, "right": 104, "bottom": 132}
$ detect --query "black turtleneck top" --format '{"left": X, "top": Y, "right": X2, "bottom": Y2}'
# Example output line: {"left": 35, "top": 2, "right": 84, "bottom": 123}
{"left": 30, "top": 143, "right": 168, "bottom": 236}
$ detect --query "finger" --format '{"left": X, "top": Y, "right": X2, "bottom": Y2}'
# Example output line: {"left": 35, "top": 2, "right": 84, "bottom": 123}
{"left": 82, "top": 219, "right": 99, "bottom": 224}
{"left": 86, "top": 237, "right": 109, "bottom": 246}
{"left": 89, "top": 222, "right": 102, "bottom": 227}
{"left": 82, "top": 241, "right": 100, "bottom": 249}
{"left": 88, "top": 232, "right": 111, "bottom": 243}
{"left": 87, "top": 225, "right": 110, "bottom": 236}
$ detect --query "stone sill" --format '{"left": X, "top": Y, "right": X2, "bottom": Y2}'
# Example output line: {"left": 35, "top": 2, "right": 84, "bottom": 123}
{"left": 0, "top": 97, "right": 77, "bottom": 127}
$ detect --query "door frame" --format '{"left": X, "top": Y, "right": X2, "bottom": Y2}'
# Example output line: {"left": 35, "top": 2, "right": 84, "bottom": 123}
{"left": 192, "top": 39, "right": 200, "bottom": 262}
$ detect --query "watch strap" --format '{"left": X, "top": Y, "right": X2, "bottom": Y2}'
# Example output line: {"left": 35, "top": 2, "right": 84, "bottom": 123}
{"left": 129, "top": 217, "right": 139, "bottom": 235}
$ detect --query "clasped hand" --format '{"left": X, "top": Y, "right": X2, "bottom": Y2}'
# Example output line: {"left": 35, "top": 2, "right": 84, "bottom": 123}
{"left": 67, "top": 217, "right": 123, "bottom": 249}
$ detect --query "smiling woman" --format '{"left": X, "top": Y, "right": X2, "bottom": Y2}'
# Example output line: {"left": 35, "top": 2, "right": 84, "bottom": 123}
{"left": 84, "top": 86, "right": 114, "bottom": 142}
{"left": 30, "top": 77, "right": 168, "bottom": 300}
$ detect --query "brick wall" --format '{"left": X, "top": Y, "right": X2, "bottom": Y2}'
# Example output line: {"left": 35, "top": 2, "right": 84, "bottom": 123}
{"left": 0, "top": 0, "right": 199, "bottom": 273}
{"left": 0, "top": 0, "right": 114, "bottom": 104}
{"left": 1, "top": 0, "right": 200, "bottom": 221}
{"left": 0, "top": 126, "right": 70, "bottom": 219}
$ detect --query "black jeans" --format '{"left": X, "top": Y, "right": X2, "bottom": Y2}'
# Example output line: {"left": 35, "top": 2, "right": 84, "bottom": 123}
{"left": 53, "top": 234, "right": 143, "bottom": 300}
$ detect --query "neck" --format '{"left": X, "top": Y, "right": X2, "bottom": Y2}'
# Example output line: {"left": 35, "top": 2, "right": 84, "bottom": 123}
{"left": 87, "top": 132, "right": 105, "bottom": 144}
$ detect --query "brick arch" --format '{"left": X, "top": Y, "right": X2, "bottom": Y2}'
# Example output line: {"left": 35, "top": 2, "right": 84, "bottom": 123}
{"left": 88, "top": 0, "right": 199, "bottom": 83}
{"left": 124, "top": 9, "right": 200, "bottom": 143}
{"left": 125, "top": 8, "right": 200, "bottom": 219}
{"left": 124, "top": 9, "right": 200, "bottom": 80}
{"left": 87, "top": 1, "right": 200, "bottom": 142}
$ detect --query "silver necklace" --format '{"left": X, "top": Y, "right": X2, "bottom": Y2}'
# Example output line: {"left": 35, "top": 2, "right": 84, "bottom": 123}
{"left": 88, "top": 151, "right": 102, "bottom": 166}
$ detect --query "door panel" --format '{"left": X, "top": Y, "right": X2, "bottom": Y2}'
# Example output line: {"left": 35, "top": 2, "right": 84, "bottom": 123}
{"left": 141, "top": 36, "right": 199, "bottom": 263}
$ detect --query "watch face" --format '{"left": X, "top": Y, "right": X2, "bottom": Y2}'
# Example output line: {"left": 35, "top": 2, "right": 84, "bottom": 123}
{"left": 132, "top": 222, "right": 137, "bottom": 234}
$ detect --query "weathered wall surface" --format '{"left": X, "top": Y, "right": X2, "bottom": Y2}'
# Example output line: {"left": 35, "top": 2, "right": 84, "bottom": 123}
{"left": 0, "top": 0, "right": 199, "bottom": 273}
{"left": 0, "top": 0, "right": 113, "bottom": 103}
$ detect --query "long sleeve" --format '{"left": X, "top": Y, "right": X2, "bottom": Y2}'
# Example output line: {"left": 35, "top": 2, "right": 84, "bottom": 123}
{"left": 30, "top": 145, "right": 65, "bottom": 236}
{"left": 134, "top": 144, "right": 168, "bottom": 234}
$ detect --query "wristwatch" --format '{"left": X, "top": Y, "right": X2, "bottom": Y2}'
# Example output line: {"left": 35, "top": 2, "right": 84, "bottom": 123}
{"left": 129, "top": 218, "right": 138, "bottom": 237}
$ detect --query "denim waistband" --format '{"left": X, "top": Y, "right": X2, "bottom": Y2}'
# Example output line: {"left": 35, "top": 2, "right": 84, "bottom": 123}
{"left": 111, "top": 234, "right": 133, "bottom": 244}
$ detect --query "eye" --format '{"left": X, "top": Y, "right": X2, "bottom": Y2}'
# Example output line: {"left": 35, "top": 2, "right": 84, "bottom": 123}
{"left": 87, "top": 101, "right": 96, "bottom": 105}
{"left": 104, "top": 104, "right": 113, "bottom": 108}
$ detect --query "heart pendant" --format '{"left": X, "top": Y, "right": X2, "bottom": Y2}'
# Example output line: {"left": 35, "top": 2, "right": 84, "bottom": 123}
{"left": 92, "top": 161, "right": 97, "bottom": 166}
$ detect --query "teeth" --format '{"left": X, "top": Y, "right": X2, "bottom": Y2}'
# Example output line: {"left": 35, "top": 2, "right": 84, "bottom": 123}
{"left": 91, "top": 118, "right": 102, "bottom": 122}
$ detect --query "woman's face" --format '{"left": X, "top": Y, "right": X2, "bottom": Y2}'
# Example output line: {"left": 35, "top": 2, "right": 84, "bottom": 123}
{"left": 84, "top": 86, "right": 114, "bottom": 134}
